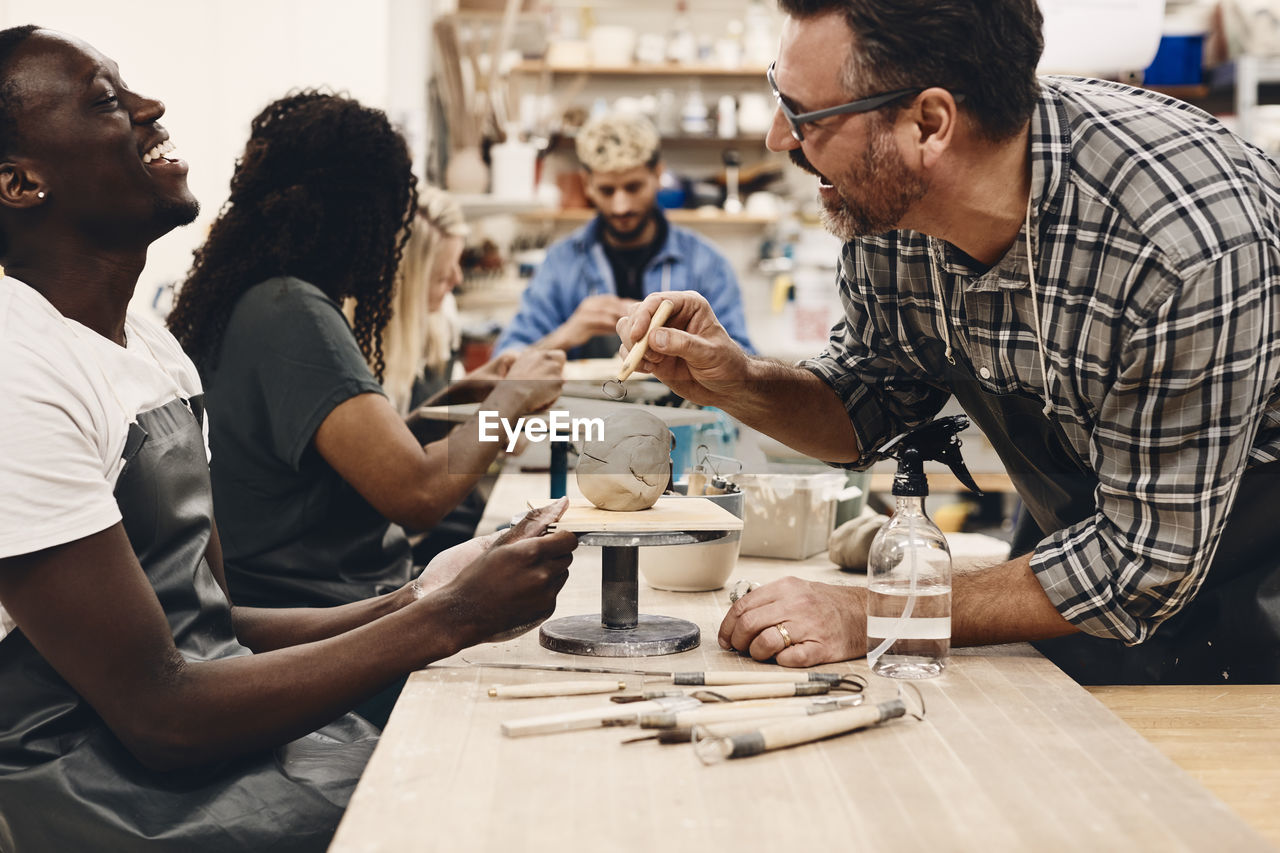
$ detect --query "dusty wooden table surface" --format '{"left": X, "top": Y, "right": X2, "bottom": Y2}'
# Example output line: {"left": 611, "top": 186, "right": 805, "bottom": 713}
{"left": 330, "top": 471, "right": 1274, "bottom": 852}
{"left": 1085, "top": 685, "right": 1280, "bottom": 848}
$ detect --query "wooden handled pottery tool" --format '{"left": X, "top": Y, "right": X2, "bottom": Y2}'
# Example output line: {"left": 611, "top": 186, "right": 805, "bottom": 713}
{"left": 488, "top": 680, "right": 628, "bottom": 699}
{"left": 621, "top": 695, "right": 868, "bottom": 743}
{"left": 465, "top": 661, "right": 859, "bottom": 688}
{"left": 637, "top": 694, "right": 866, "bottom": 730}
{"left": 500, "top": 695, "right": 699, "bottom": 737}
{"left": 693, "top": 698, "right": 909, "bottom": 764}
{"left": 611, "top": 682, "right": 831, "bottom": 704}
{"left": 602, "top": 299, "right": 676, "bottom": 400}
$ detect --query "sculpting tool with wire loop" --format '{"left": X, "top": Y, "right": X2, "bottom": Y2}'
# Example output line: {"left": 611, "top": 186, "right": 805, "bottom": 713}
{"left": 459, "top": 659, "right": 863, "bottom": 690}
{"left": 602, "top": 299, "right": 676, "bottom": 400}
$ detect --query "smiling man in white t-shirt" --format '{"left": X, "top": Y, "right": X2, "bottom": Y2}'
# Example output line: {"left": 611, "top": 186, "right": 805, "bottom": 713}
{"left": 0, "top": 25, "right": 578, "bottom": 851}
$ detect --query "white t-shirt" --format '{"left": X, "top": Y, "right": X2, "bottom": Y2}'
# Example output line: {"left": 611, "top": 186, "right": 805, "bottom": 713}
{"left": 0, "top": 276, "right": 205, "bottom": 640}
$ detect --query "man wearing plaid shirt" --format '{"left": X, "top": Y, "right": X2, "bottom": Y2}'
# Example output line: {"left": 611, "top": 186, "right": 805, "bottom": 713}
{"left": 619, "top": 0, "right": 1280, "bottom": 683}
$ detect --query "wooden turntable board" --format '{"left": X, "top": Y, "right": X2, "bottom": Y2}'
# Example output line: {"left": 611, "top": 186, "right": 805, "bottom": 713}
{"left": 548, "top": 496, "right": 743, "bottom": 533}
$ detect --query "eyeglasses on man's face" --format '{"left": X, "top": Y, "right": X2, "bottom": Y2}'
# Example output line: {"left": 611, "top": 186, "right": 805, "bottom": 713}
{"left": 766, "top": 61, "right": 926, "bottom": 142}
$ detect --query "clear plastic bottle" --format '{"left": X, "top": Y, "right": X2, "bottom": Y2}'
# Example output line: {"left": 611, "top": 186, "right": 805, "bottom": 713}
{"left": 863, "top": 416, "right": 979, "bottom": 679}
{"left": 866, "top": 495, "right": 951, "bottom": 679}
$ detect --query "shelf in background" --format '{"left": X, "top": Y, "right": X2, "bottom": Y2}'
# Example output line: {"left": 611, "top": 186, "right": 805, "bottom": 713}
{"left": 452, "top": 193, "right": 548, "bottom": 219}
{"left": 513, "top": 60, "right": 768, "bottom": 78}
{"left": 549, "top": 134, "right": 768, "bottom": 151}
{"left": 520, "top": 208, "right": 775, "bottom": 226}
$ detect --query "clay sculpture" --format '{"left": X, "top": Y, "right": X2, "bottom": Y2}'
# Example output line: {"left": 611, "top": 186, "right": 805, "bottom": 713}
{"left": 576, "top": 409, "right": 673, "bottom": 511}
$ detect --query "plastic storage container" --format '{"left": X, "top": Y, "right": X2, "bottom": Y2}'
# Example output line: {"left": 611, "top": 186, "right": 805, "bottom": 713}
{"left": 1142, "top": 34, "right": 1205, "bottom": 85}
{"left": 730, "top": 466, "right": 852, "bottom": 559}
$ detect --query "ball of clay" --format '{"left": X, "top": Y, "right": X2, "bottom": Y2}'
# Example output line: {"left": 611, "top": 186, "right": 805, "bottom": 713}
{"left": 576, "top": 409, "right": 673, "bottom": 511}
{"left": 828, "top": 507, "right": 889, "bottom": 571}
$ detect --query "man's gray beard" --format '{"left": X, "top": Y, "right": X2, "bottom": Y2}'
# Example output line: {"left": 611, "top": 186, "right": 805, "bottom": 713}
{"left": 818, "top": 126, "right": 926, "bottom": 242}
{"left": 819, "top": 199, "right": 861, "bottom": 243}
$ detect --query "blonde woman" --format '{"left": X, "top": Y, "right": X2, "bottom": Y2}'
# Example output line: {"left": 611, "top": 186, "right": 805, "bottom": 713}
{"left": 376, "top": 186, "right": 511, "bottom": 413}
{"left": 359, "top": 187, "right": 529, "bottom": 560}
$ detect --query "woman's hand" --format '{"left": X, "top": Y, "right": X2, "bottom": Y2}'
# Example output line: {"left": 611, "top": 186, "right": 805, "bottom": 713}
{"left": 459, "top": 350, "right": 518, "bottom": 390}
{"left": 434, "top": 351, "right": 519, "bottom": 405}
{"left": 499, "top": 348, "right": 565, "bottom": 414}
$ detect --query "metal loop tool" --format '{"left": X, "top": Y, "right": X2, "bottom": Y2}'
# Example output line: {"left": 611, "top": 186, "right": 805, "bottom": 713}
{"left": 603, "top": 299, "right": 676, "bottom": 400}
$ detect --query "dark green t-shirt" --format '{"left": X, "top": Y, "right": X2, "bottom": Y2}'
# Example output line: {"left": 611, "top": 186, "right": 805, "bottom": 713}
{"left": 198, "top": 277, "right": 413, "bottom": 608}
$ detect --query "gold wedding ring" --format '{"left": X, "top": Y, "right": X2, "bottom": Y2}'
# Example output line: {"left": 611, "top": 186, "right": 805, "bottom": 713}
{"left": 775, "top": 623, "right": 793, "bottom": 648}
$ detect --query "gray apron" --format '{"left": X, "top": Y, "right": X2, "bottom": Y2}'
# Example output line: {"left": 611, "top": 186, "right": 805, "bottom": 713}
{"left": 0, "top": 396, "right": 378, "bottom": 852}
{"left": 946, "top": 366, "right": 1280, "bottom": 684}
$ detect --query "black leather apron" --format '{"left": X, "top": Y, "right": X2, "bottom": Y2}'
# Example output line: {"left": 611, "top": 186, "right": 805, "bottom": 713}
{"left": 0, "top": 397, "right": 378, "bottom": 852}
{"left": 947, "top": 369, "right": 1280, "bottom": 684}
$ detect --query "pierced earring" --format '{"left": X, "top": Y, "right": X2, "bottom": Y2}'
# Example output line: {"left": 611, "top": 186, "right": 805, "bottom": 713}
{"left": 36, "top": 191, "right": 46, "bottom": 199}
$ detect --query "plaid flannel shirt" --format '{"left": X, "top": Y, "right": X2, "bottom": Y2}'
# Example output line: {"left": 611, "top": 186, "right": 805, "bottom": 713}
{"left": 802, "top": 77, "right": 1280, "bottom": 644}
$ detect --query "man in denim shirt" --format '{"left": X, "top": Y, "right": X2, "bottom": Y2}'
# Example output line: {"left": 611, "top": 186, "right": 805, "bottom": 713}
{"left": 495, "top": 112, "right": 754, "bottom": 360}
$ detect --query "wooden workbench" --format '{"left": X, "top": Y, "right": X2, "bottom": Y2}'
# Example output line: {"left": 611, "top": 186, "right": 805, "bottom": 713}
{"left": 1085, "top": 685, "right": 1280, "bottom": 846}
{"left": 330, "top": 471, "right": 1274, "bottom": 852}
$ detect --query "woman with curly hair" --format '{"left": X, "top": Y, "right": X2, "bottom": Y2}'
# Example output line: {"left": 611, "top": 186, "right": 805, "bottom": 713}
{"left": 168, "top": 92, "right": 564, "bottom": 617}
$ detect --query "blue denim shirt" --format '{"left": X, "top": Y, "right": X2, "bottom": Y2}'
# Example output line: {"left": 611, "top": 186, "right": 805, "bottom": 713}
{"left": 495, "top": 214, "right": 755, "bottom": 358}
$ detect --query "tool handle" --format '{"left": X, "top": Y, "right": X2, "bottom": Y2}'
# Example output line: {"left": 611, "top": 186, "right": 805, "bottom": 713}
{"left": 500, "top": 702, "right": 648, "bottom": 737}
{"left": 642, "top": 698, "right": 818, "bottom": 728}
{"left": 659, "top": 717, "right": 795, "bottom": 744}
{"left": 690, "top": 682, "right": 828, "bottom": 701}
{"left": 679, "top": 704, "right": 815, "bottom": 727}
{"left": 501, "top": 696, "right": 699, "bottom": 737}
{"left": 680, "top": 671, "right": 843, "bottom": 686}
{"left": 616, "top": 299, "right": 676, "bottom": 382}
{"left": 724, "top": 699, "right": 906, "bottom": 758}
{"left": 488, "top": 680, "right": 627, "bottom": 699}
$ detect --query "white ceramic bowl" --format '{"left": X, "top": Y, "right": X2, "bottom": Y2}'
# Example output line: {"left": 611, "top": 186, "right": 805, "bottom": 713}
{"left": 638, "top": 488, "right": 744, "bottom": 592}
{"left": 639, "top": 538, "right": 741, "bottom": 592}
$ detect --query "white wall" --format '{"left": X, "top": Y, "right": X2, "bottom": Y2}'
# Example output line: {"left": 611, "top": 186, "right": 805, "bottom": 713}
{"left": 0, "top": 0, "right": 429, "bottom": 317}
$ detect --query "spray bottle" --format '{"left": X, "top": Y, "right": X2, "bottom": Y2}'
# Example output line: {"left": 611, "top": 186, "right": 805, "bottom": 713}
{"left": 865, "top": 415, "right": 982, "bottom": 679}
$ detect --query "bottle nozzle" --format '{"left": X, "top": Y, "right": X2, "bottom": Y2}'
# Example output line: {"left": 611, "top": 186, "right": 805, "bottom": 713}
{"left": 873, "top": 415, "right": 983, "bottom": 497}
{"left": 937, "top": 441, "right": 983, "bottom": 496}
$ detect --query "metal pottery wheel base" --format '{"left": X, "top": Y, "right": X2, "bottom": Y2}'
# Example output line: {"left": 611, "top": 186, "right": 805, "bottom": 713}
{"left": 540, "top": 614, "right": 700, "bottom": 656}
{"left": 540, "top": 529, "right": 729, "bottom": 657}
